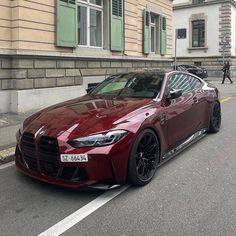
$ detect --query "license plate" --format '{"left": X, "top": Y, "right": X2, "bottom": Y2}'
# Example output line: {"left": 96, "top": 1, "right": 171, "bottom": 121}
{"left": 60, "top": 154, "right": 88, "bottom": 163}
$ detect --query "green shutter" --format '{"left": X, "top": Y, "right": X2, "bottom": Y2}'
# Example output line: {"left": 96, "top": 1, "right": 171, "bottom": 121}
{"left": 110, "top": 0, "right": 124, "bottom": 51}
{"left": 143, "top": 9, "right": 150, "bottom": 54}
{"left": 56, "top": 0, "right": 77, "bottom": 47}
{"left": 160, "top": 16, "right": 167, "bottom": 55}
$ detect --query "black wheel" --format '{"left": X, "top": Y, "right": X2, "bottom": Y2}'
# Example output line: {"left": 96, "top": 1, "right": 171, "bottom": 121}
{"left": 208, "top": 101, "right": 221, "bottom": 133}
{"left": 127, "top": 129, "right": 160, "bottom": 186}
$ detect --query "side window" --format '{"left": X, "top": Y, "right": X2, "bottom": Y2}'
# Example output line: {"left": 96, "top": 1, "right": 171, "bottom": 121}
{"left": 168, "top": 74, "right": 191, "bottom": 94}
{"left": 188, "top": 75, "right": 201, "bottom": 90}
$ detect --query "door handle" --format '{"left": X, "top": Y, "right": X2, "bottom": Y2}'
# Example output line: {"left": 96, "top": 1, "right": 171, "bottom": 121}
{"left": 193, "top": 97, "right": 198, "bottom": 104}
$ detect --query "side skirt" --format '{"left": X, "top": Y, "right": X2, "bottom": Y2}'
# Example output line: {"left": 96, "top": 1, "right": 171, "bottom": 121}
{"left": 159, "top": 128, "right": 207, "bottom": 165}
{"left": 88, "top": 129, "right": 208, "bottom": 189}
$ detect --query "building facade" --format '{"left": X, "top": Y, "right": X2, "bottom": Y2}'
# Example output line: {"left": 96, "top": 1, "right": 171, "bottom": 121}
{"left": 173, "top": 0, "right": 236, "bottom": 77}
{"left": 0, "top": 0, "right": 173, "bottom": 113}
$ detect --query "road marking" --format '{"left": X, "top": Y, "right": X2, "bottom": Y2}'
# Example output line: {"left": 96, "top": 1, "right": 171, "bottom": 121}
{"left": 0, "top": 119, "right": 9, "bottom": 124}
{"left": 220, "top": 96, "right": 232, "bottom": 103}
{"left": 0, "top": 161, "right": 15, "bottom": 170}
{"left": 38, "top": 185, "right": 130, "bottom": 236}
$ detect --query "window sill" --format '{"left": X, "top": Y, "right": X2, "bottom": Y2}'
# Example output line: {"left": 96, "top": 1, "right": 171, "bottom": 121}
{"left": 73, "top": 47, "right": 112, "bottom": 57}
{"left": 188, "top": 47, "right": 208, "bottom": 53}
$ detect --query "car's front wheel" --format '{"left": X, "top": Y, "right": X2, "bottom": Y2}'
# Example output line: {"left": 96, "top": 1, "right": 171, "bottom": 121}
{"left": 208, "top": 100, "right": 221, "bottom": 133}
{"left": 127, "top": 129, "right": 160, "bottom": 186}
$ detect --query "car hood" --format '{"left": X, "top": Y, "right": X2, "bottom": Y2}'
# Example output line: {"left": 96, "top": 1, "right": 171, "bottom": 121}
{"left": 23, "top": 95, "right": 154, "bottom": 139}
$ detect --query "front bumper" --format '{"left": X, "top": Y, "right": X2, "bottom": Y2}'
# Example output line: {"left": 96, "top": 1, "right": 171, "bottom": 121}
{"left": 15, "top": 132, "right": 133, "bottom": 188}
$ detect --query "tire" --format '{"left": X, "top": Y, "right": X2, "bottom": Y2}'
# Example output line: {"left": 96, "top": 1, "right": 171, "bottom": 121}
{"left": 208, "top": 100, "right": 221, "bottom": 133}
{"left": 127, "top": 129, "right": 160, "bottom": 186}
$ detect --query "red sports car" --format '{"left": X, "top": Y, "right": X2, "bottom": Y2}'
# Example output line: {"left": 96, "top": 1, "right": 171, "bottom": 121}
{"left": 15, "top": 70, "right": 221, "bottom": 189}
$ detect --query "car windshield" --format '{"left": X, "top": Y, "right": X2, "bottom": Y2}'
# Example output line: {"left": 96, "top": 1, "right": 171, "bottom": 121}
{"left": 90, "top": 72, "right": 165, "bottom": 98}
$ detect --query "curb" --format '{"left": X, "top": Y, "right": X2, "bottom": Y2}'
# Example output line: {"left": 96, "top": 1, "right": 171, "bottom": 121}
{"left": 0, "top": 147, "right": 15, "bottom": 165}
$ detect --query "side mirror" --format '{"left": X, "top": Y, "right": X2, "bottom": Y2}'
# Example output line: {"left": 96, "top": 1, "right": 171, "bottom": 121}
{"left": 86, "top": 87, "right": 95, "bottom": 94}
{"left": 86, "top": 82, "right": 100, "bottom": 94}
{"left": 166, "top": 89, "right": 182, "bottom": 100}
{"left": 170, "top": 89, "right": 182, "bottom": 99}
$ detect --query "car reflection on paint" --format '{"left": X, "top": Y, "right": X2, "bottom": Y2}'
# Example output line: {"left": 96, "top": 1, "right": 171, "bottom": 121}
{"left": 15, "top": 70, "right": 221, "bottom": 189}
{"left": 175, "top": 64, "right": 208, "bottom": 79}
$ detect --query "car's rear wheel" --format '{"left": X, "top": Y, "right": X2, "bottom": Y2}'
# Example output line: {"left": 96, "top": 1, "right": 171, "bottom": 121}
{"left": 127, "top": 129, "right": 160, "bottom": 186}
{"left": 208, "top": 100, "right": 221, "bottom": 133}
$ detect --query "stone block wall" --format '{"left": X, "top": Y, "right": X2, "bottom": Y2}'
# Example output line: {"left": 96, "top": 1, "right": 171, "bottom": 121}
{"left": 175, "top": 56, "right": 234, "bottom": 77}
{"left": 0, "top": 56, "right": 172, "bottom": 91}
{"left": 219, "top": 2, "right": 231, "bottom": 58}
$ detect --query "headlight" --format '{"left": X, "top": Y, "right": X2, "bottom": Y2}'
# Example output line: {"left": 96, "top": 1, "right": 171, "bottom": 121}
{"left": 68, "top": 130, "right": 128, "bottom": 147}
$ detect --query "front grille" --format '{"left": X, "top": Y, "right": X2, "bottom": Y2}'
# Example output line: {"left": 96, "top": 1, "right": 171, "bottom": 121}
{"left": 20, "top": 133, "right": 88, "bottom": 182}
{"left": 39, "top": 136, "right": 60, "bottom": 177}
{"left": 21, "top": 132, "right": 37, "bottom": 170}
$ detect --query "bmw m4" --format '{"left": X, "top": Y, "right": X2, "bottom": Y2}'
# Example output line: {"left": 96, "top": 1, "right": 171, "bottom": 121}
{"left": 15, "top": 70, "right": 221, "bottom": 189}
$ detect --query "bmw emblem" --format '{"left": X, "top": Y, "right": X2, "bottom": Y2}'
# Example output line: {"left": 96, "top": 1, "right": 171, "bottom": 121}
{"left": 48, "top": 140, "right": 54, "bottom": 145}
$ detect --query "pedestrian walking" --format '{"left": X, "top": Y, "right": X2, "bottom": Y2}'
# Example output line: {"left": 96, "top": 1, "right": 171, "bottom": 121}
{"left": 222, "top": 61, "right": 233, "bottom": 84}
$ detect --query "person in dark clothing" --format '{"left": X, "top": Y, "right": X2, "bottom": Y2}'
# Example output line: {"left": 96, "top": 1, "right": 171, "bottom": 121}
{"left": 222, "top": 61, "right": 233, "bottom": 84}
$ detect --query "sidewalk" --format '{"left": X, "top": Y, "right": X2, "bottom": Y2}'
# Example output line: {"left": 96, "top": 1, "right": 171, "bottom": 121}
{"left": 0, "top": 77, "right": 235, "bottom": 165}
{"left": 206, "top": 78, "right": 236, "bottom": 97}
{"left": 0, "top": 111, "right": 35, "bottom": 164}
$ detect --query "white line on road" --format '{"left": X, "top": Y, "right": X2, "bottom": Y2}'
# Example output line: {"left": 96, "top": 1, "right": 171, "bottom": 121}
{"left": 38, "top": 184, "right": 130, "bottom": 236}
{"left": 0, "top": 161, "right": 15, "bottom": 170}
{"left": 0, "top": 119, "right": 9, "bottom": 124}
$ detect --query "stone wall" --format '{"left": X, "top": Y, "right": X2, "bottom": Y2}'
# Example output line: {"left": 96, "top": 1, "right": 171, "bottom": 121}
{"left": 0, "top": 56, "right": 172, "bottom": 113}
{"left": 0, "top": 56, "right": 172, "bottom": 91}
{"left": 219, "top": 2, "right": 231, "bottom": 58}
{"left": 175, "top": 56, "right": 236, "bottom": 77}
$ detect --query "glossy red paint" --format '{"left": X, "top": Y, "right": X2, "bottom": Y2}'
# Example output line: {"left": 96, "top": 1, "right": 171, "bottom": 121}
{"left": 15, "top": 71, "right": 220, "bottom": 188}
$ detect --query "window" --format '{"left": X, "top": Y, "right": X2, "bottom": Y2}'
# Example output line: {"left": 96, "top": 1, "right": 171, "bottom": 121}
{"left": 188, "top": 75, "right": 201, "bottom": 90}
{"left": 143, "top": 10, "right": 166, "bottom": 55}
{"left": 91, "top": 73, "right": 164, "bottom": 98}
{"left": 168, "top": 74, "right": 190, "bottom": 94}
{"left": 194, "top": 62, "right": 202, "bottom": 66}
{"left": 192, "top": 0, "right": 205, "bottom": 4}
{"left": 192, "top": 20, "right": 205, "bottom": 47}
{"left": 56, "top": 0, "right": 122, "bottom": 50}
{"left": 168, "top": 73, "right": 201, "bottom": 94}
{"left": 78, "top": 0, "right": 103, "bottom": 47}
{"left": 150, "top": 15, "right": 157, "bottom": 53}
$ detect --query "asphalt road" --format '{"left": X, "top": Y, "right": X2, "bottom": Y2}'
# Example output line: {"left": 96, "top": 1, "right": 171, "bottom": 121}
{"left": 1, "top": 91, "right": 236, "bottom": 235}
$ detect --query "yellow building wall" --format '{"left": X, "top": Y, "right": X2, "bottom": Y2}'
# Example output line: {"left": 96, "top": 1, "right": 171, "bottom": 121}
{"left": 0, "top": 0, "right": 11, "bottom": 49}
{"left": 0, "top": 0, "right": 172, "bottom": 57}
{"left": 124, "top": 0, "right": 173, "bottom": 57}
{"left": 10, "top": 0, "right": 70, "bottom": 52}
